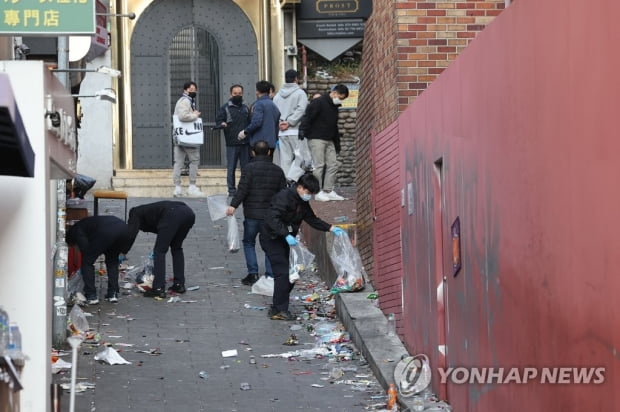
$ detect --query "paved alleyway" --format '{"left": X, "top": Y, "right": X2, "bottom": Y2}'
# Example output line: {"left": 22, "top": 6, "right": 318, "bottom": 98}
{"left": 55, "top": 195, "right": 387, "bottom": 412}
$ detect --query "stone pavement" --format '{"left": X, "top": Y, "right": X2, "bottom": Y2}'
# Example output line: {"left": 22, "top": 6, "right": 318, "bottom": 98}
{"left": 54, "top": 193, "right": 413, "bottom": 412}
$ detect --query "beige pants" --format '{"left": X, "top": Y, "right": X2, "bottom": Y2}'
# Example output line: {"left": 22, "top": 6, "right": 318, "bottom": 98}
{"left": 173, "top": 145, "right": 200, "bottom": 185}
{"left": 307, "top": 139, "right": 338, "bottom": 191}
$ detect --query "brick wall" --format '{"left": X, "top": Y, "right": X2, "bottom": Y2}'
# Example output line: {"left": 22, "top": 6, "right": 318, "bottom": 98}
{"left": 356, "top": 0, "right": 505, "bottom": 281}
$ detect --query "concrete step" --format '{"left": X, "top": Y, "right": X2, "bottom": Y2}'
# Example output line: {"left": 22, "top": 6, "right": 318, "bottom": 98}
{"left": 112, "top": 169, "right": 228, "bottom": 198}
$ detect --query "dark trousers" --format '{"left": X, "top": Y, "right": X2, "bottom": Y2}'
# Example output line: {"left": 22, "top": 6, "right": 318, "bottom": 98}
{"left": 259, "top": 226, "right": 294, "bottom": 313}
{"left": 81, "top": 221, "right": 126, "bottom": 298}
{"left": 152, "top": 204, "right": 196, "bottom": 290}
{"left": 226, "top": 145, "right": 250, "bottom": 195}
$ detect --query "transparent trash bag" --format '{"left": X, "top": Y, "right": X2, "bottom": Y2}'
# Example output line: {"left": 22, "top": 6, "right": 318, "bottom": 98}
{"left": 296, "top": 139, "right": 314, "bottom": 172}
{"left": 289, "top": 243, "right": 316, "bottom": 282}
{"left": 207, "top": 194, "right": 229, "bottom": 222}
{"left": 67, "top": 270, "right": 84, "bottom": 295}
{"left": 227, "top": 216, "right": 240, "bottom": 253}
{"left": 328, "top": 232, "right": 366, "bottom": 294}
{"left": 67, "top": 304, "right": 89, "bottom": 338}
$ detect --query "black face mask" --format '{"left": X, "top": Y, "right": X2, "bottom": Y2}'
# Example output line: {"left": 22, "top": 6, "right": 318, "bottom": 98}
{"left": 231, "top": 95, "right": 243, "bottom": 105}
{"left": 188, "top": 92, "right": 197, "bottom": 99}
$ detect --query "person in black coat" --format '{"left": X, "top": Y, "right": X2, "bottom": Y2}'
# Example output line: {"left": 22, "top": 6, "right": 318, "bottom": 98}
{"left": 226, "top": 140, "right": 287, "bottom": 285}
{"left": 66, "top": 215, "right": 131, "bottom": 304}
{"left": 126, "top": 201, "right": 196, "bottom": 298}
{"left": 259, "top": 173, "right": 345, "bottom": 320}
{"left": 215, "top": 84, "right": 251, "bottom": 196}
{"left": 299, "top": 84, "right": 349, "bottom": 202}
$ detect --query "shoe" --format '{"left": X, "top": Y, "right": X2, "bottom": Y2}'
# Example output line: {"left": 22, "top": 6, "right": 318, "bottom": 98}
{"left": 314, "top": 191, "right": 330, "bottom": 202}
{"left": 173, "top": 186, "right": 184, "bottom": 197}
{"left": 267, "top": 306, "right": 278, "bottom": 317}
{"left": 187, "top": 185, "right": 206, "bottom": 197}
{"left": 143, "top": 288, "right": 167, "bottom": 299}
{"left": 241, "top": 273, "right": 259, "bottom": 286}
{"left": 105, "top": 292, "right": 119, "bottom": 303}
{"left": 271, "top": 311, "right": 296, "bottom": 321}
{"left": 326, "top": 190, "right": 345, "bottom": 201}
{"left": 86, "top": 296, "right": 99, "bottom": 305}
{"left": 168, "top": 283, "right": 186, "bottom": 294}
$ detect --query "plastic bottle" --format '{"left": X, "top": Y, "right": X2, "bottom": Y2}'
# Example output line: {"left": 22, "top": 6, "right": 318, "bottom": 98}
{"left": 387, "top": 383, "right": 398, "bottom": 410}
{"left": 7, "top": 322, "right": 22, "bottom": 359}
{"left": 387, "top": 313, "right": 396, "bottom": 336}
{"left": 0, "top": 306, "right": 9, "bottom": 355}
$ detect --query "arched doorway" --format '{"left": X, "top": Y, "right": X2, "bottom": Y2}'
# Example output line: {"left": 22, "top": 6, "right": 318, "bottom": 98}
{"left": 129, "top": 0, "right": 258, "bottom": 169}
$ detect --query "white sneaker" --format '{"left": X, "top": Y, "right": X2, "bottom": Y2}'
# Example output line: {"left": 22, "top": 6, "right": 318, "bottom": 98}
{"left": 173, "top": 186, "right": 183, "bottom": 197}
{"left": 326, "top": 191, "right": 345, "bottom": 201}
{"left": 314, "top": 191, "right": 330, "bottom": 202}
{"left": 187, "top": 185, "right": 206, "bottom": 197}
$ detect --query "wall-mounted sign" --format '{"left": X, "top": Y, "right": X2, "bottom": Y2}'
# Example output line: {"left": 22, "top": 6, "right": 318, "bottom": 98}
{"left": 298, "top": 19, "right": 365, "bottom": 39}
{"left": 298, "top": 0, "right": 372, "bottom": 19}
{"left": 0, "top": 0, "right": 95, "bottom": 35}
{"left": 339, "top": 83, "right": 359, "bottom": 110}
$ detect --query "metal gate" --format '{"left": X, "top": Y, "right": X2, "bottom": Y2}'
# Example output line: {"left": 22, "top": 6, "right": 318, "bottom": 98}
{"left": 169, "top": 26, "right": 221, "bottom": 166}
{"left": 130, "top": 0, "right": 258, "bottom": 169}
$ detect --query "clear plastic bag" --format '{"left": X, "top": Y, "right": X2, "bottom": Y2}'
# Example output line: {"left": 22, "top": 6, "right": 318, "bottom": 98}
{"left": 227, "top": 216, "right": 240, "bottom": 253}
{"left": 289, "top": 243, "right": 316, "bottom": 282}
{"left": 296, "top": 139, "right": 314, "bottom": 172}
{"left": 328, "top": 232, "right": 366, "bottom": 294}
{"left": 67, "top": 304, "right": 90, "bottom": 338}
{"left": 207, "top": 194, "right": 229, "bottom": 221}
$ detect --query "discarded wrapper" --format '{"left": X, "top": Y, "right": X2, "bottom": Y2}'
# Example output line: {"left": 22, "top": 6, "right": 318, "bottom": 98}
{"left": 94, "top": 346, "right": 132, "bottom": 365}
{"left": 222, "top": 349, "right": 238, "bottom": 358}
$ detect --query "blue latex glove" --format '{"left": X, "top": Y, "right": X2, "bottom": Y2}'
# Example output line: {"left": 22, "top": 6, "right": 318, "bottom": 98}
{"left": 285, "top": 234, "right": 298, "bottom": 246}
{"left": 331, "top": 227, "right": 346, "bottom": 236}
{"left": 118, "top": 254, "right": 126, "bottom": 263}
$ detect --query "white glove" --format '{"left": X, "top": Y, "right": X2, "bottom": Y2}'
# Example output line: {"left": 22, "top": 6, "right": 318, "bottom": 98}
{"left": 238, "top": 130, "right": 246, "bottom": 140}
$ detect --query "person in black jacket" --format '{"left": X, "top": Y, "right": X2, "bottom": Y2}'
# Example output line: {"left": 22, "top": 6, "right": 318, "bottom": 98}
{"left": 259, "top": 173, "right": 345, "bottom": 320}
{"left": 226, "top": 140, "right": 287, "bottom": 285}
{"left": 66, "top": 216, "right": 131, "bottom": 304}
{"left": 299, "top": 84, "right": 349, "bottom": 202}
{"left": 126, "top": 201, "right": 196, "bottom": 298}
{"left": 215, "top": 84, "right": 251, "bottom": 196}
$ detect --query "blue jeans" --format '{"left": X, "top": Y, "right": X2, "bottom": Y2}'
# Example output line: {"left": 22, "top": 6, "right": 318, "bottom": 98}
{"left": 226, "top": 145, "right": 250, "bottom": 195}
{"left": 243, "top": 218, "right": 273, "bottom": 276}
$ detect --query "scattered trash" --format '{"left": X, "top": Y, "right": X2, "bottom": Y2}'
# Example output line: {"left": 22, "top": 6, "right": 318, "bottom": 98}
{"left": 329, "top": 232, "right": 366, "bottom": 294}
{"left": 167, "top": 296, "right": 181, "bottom": 303}
{"left": 249, "top": 356, "right": 256, "bottom": 365}
{"left": 311, "top": 384, "right": 325, "bottom": 388}
{"left": 239, "top": 382, "right": 251, "bottom": 391}
{"left": 67, "top": 305, "right": 89, "bottom": 338}
{"left": 290, "top": 324, "right": 302, "bottom": 331}
{"left": 198, "top": 371, "right": 209, "bottom": 379}
{"left": 134, "top": 348, "right": 162, "bottom": 355}
{"left": 94, "top": 347, "right": 131, "bottom": 365}
{"left": 283, "top": 334, "right": 298, "bottom": 346}
{"left": 243, "top": 303, "right": 267, "bottom": 310}
{"left": 334, "top": 216, "right": 348, "bottom": 223}
{"left": 60, "top": 381, "right": 95, "bottom": 392}
{"left": 186, "top": 286, "right": 200, "bottom": 291}
{"left": 51, "top": 358, "right": 72, "bottom": 374}
{"left": 220, "top": 365, "right": 230, "bottom": 370}
{"left": 222, "top": 349, "right": 238, "bottom": 358}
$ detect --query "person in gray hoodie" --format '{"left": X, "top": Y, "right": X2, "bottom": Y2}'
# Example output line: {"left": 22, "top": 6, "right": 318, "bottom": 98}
{"left": 272, "top": 69, "right": 308, "bottom": 181}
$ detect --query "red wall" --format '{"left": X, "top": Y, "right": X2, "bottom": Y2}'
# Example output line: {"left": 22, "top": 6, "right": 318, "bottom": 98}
{"left": 398, "top": 0, "right": 619, "bottom": 410}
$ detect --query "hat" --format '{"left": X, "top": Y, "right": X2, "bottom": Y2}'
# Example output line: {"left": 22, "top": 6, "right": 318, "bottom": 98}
{"left": 285, "top": 69, "right": 299, "bottom": 83}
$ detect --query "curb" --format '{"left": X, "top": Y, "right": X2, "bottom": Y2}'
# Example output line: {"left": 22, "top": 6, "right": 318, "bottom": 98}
{"left": 305, "top": 225, "right": 419, "bottom": 411}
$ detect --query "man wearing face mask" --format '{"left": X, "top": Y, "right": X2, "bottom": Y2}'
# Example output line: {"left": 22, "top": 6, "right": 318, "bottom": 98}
{"left": 172, "top": 81, "right": 205, "bottom": 197}
{"left": 299, "top": 84, "right": 349, "bottom": 201}
{"left": 259, "top": 173, "right": 345, "bottom": 320}
{"left": 215, "top": 84, "right": 251, "bottom": 196}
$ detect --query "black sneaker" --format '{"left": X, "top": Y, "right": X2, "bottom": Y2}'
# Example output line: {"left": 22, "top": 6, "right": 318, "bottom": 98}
{"left": 168, "top": 284, "right": 186, "bottom": 294}
{"left": 143, "top": 288, "right": 167, "bottom": 299}
{"left": 241, "top": 273, "right": 259, "bottom": 286}
{"left": 105, "top": 292, "right": 119, "bottom": 303}
{"left": 267, "top": 306, "right": 278, "bottom": 317}
{"left": 270, "top": 311, "right": 296, "bottom": 321}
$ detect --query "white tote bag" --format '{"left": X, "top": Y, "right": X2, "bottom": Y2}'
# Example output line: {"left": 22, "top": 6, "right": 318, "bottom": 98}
{"left": 173, "top": 115, "right": 204, "bottom": 145}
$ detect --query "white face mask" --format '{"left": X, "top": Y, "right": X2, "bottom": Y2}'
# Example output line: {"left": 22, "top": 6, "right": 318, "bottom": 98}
{"left": 332, "top": 97, "right": 341, "bottom": 105}
{"left": 300, "top": 193, "right": 312, "bottom": 202}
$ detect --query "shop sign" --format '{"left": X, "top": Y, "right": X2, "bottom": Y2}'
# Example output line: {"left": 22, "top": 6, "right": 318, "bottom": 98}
{"left": 0, "top": 0, "right": 95, "bottom": 35}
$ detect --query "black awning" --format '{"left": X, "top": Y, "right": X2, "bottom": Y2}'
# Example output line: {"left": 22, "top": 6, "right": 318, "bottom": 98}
{"left": 0, "top": 104, "right": 35, "bottom": 178}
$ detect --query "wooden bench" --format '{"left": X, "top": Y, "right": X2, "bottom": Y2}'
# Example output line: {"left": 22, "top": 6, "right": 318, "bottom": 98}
{"left": 93, "top": 190, "right": 128, "bottom": 222}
